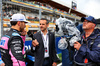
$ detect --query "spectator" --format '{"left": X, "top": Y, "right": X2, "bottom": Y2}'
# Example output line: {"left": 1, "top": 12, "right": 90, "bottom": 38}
{"left": 74, "top": 16, "right": 100, "bottom": 66}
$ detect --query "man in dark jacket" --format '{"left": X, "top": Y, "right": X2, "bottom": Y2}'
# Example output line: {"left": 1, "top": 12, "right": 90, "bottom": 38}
{"left": 32, "top": 18, "right": 58, "bottom": 66}
{"left": 74, "top": 16, "right": 100, "bottom": 66}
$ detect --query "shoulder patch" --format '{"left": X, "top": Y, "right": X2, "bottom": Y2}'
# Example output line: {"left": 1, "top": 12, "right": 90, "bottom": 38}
{"left": 12, "top": 33, "right": 20, "bottom": 36}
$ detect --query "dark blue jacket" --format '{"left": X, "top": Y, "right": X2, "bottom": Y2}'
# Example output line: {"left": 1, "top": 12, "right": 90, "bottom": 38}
{"left": 77, "top": 24, "right": 83, "bottom": 34}
{"left": 74, "top": 29, "right": 100, "bottom": 64}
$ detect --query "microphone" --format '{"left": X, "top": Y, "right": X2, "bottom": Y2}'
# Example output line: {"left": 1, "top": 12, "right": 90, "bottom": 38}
{"left": 27, "top": 31, "right": 39, "bottom": 47}
{"left": 27, "top": 30, "right": 35, "bottom": 40}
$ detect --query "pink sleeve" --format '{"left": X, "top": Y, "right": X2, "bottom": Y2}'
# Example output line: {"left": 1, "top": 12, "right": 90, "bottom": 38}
{"left": 9, "top": 49, "right": 25, "bottom": 66}
{"left": 10, "top": 36, "right": 26, "bottom": 66}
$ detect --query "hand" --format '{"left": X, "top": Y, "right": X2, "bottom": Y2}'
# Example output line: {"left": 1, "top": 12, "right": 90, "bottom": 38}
{"left": 20, "top": 30, "right": 27, "bottom": 36}
{"left": 32, "top": 39, "right": 39, "bottom": 47}
{"left": 0, "top": 63, "right": 5, "bottom": 66}
{"left": 74, "top": 41, "right": 81, "bottom": 50}
{"left": 52, "top": 62, "right": 57, "bottom": 66}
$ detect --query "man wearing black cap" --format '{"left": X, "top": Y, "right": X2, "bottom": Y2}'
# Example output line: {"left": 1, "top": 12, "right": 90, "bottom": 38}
{"left": 74, "top": 16, "right": 100, "bottom": 66}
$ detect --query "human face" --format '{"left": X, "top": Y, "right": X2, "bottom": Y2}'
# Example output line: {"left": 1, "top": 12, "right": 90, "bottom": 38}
{"left": 83, "top": 19, "right": 95, "bottom": 30}
{"left": 39, "top": 20, "right": 49, "bottom": 32}
{"left": 20, "top": 21, "right": 26, "bottom": 32}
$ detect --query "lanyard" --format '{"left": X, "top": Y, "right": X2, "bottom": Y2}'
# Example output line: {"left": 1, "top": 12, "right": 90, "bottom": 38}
{"left": 42, "top": 34, "right": 48, "bottom": 48}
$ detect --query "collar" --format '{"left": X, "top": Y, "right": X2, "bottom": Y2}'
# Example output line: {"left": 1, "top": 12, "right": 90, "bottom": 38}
{"left": 82, "top": 29, "right": 100, "bottom": 39}
{"left": 11, "top": 28, "right": 21, "bottom": 35}
{"left": 41, "top": 30, "right": 49, "bottom": 35}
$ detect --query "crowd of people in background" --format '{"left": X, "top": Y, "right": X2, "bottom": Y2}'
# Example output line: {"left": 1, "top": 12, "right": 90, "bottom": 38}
{"left": 2, "top": 4, "right": 54, "bottom": 23}
{"left": 2, "top": 0, "right": 77, "bottom": 23}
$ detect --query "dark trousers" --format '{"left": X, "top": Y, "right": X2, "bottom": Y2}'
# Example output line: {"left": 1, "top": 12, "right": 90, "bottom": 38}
{"left": 42, "top": 57, "right": 50, "bottom": 66}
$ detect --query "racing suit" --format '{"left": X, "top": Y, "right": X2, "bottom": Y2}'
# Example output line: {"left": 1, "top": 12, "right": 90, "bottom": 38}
{"left": 0, "top": 28, "right": 25, "bottom": 66}
{"left": 74, "top": 29, "right": 100, "bottom": 66}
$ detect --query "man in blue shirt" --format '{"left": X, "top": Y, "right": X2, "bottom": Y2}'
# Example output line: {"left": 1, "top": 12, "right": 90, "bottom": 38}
{"left": 74, "top": 16, "right": 100, "bottom": 66}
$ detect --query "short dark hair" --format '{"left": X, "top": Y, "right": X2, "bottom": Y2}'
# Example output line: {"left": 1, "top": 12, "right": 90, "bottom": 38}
{"left": 40, "top": 18, "right": 49, "bottom": 24}
{"left": 10, "top": 21, "right": 18, "bottom": 26}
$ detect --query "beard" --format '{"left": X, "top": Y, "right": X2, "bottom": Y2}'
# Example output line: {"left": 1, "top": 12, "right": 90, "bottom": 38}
{"left": 20, "top": 27, "right": 24, "bottom": 32}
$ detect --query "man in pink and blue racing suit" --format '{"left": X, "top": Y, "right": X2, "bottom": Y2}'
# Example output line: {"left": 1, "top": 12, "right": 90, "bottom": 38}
{"left": 0, "top": 13, "right": 28, "bottom": 66}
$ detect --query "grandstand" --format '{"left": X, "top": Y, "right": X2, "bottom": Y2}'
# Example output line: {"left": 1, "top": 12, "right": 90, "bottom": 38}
{"left": 1, "top": 0, "right": 87, "bottom": 37}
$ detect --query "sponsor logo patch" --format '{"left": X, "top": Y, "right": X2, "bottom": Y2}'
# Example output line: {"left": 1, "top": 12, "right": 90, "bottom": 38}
{"left": 0, "top": 40, "right": 5, "bottom": 46}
